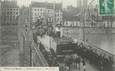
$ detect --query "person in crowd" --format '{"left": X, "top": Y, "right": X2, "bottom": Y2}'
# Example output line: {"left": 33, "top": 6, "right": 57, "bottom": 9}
{"left": 77, "top": 56, "right": 81, "bottom": 70}
{"left": 59, "top": 63, "right": 65, "bottom": 71}
{"left": 64, "top": 55, "right": 73, "bottom": 71}
{"left": 72, "top": 54, "right": 78, "bottom": 69}
{"left": 82, "top": 59, "right": 86, "bottom": 71}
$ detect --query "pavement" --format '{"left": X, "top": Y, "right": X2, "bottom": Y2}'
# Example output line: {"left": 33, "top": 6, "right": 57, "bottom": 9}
{"left": 69, "top": 62, "right": 99, "bottom": 71}
{"left": 0, "top": 45, "right": 20, "bottom": 66}
{"left": 0, "top": 42, "right": 48, "bottom": 66}
{"left": 32, "top": 42, "right": 48, "bottom": 66}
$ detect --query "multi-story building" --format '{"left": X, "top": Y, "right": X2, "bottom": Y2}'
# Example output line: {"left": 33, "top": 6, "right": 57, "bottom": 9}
{"left": 31, "top": 2, "right": 63, "bottom": 25}
{"left": 55, "top": 7, "right": 63, "bottom": 25}
{"left": 0, "top": 1, "right": 63, "bottom": 45}
{"left": 1, "top": 0, "right": 19, "bottom": 45}
{"left": 77, "top": 0, "right": 87, "bottom": 7}
{"left": 31, "top": 2, "right": 46, "bottom": 23}
{"left": 1, "top": 1, "right": 19, "bottom": 25}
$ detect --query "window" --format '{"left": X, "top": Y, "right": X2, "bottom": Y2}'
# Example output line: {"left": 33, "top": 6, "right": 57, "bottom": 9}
{"left": 40, "top": 8, "right": 42, "bottom": 11}
{"left": 34, "top": 9, "right": 36, "bottom": 11}
{"left": 16, "top": 12, "right": 18, "bottom": 15}
{"left": 7, "top": 12, "right": 9, "bottom": 14}
{"left": 10, "top": 9, "right": 12, "bottom": 11}
{"left": 10, "top": 12, "right": 12, "bottom": 14}
{"left": 15, "top": 9, "right": 18, "bottom": 11}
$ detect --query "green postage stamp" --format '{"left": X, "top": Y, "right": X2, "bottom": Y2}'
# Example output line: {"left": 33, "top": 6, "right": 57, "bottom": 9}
{"left": 99, "top": 0, "right": 114, "bottom": 16}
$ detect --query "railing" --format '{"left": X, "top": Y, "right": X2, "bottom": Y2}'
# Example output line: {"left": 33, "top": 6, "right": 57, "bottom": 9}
{"left": 85, "top": 42, "right": 115, "bottom": 57}
{"left": 57, "top": 36, "right": 115, "bottom": 70}
{"left": 31, "top": 40, "right": 48, "bottom": 66}
{"left": 83, "top": 41, "right": 115, "bottom": 70}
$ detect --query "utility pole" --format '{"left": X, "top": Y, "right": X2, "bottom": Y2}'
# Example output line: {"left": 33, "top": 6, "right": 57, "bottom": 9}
{"left": 82, "top": 0, "right": 87, "bottom": 42}
{"left": 53, "top": 0, "right": 56, "bottom": 27}
{"left": 49, "top": 0, "right": 56, "bottom": 50}
{"left": 80, "top": 0, "right": 97, "bottom": 42}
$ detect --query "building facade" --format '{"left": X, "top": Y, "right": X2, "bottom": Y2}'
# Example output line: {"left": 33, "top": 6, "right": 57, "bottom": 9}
{"left": 31, "top": 2, "right": 63, "bottom": 25}
{"left": 1, "top": 0, "right": 19, "bottom": 45}
{"left": 77, "top": 0, "right": 87, "bottom": 7}
{"left": 1, "top": 1, "right": 63, "bottom": 27}
{"left": 0, "top": 1, "right": 63, "bottom": 45}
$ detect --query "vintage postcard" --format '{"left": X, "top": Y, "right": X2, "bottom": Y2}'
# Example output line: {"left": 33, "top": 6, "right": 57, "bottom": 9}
{"left": 0, "top": 0, "right": 115, "bottom": 71}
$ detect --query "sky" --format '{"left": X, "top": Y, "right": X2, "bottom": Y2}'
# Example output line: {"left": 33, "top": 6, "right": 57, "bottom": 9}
{"left": 33, "top": 0, "right": 77, "bottom": 8}
{"left": 32, "top": 0, "right": 97, "bottom": 8}
{"left": 16, "top": 0, "right": 97, "bottom": 8}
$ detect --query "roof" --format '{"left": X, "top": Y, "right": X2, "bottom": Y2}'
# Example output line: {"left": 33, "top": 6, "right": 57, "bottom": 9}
{"left": 32, "top": 2, "right": 62, "bottom": 10}
{"left": 1, "top": 1, "right": 18, "bottom": 8}
{"left": 32, "top": 2, "right": 46, "bottom": 8}
{"left": 1, "top": 1, "right": 62, "bottom": 10}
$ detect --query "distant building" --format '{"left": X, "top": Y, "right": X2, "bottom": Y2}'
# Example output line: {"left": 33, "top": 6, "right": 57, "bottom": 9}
{"left": 1, "top": 1, "right": 19, "bottom": 25}
{"left": 31, "top": 2, "right": 63, "bottom": 25}
{"left": 0, "top": 1, "right": 63, "bottom": 44}
{"left": 31, "top": 2, "right": 46, "bottom": 22}
{"left": 77, "top": 0, "right": 87, "bottom": 7}
{"left": 1, "top": 0, "right": 19, "bottom": 45}
{"left": 1, "top": 1, "right": 63, "bottom": 26}
{"left": 63, "top": 7, "right": 81, "bottom": 27}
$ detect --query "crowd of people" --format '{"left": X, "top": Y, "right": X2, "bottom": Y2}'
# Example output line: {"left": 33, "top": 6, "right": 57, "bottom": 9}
{"left": 32, "top": 18, "right": 114, "bottom": 71}
{"left": 56, "top": 41, "right": 114, "bottom": 71}
{"left": 39, "top": 43, "right": 58, "bottom": 66}
{"left": 38, "top": 39, "right": 114, "bottom": 71}
{"left": 39, "top": 42, "right": 87, "bottom": 71}
{"left": 74, "top": 42, "right": 114, "bottom": 71}
{"left": 33, "top": 22, "right": 114, "bottom": 71}
{"left": 59, "top": 54, "right": 86, "bottom": 71}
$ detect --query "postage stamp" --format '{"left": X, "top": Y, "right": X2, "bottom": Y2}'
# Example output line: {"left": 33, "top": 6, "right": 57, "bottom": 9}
{"left": 99, "top": 0, "right": 114, "bottom": 16}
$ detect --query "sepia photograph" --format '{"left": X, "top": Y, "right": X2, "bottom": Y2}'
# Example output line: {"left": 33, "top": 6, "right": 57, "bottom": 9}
{"left": 0, "top": 0, "right": 115, "bottom": 71}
